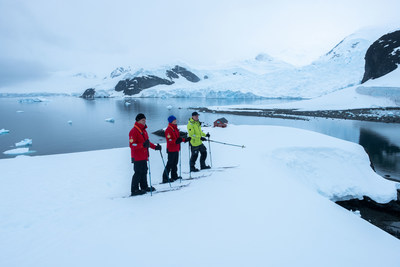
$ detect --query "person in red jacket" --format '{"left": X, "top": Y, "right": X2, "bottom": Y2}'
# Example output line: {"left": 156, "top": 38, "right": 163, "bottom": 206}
{"left": 162, "top": 115, "right": 191, "bottom": 183}
{"left": 129, "top": 113, "right": 161, "bottom": 196}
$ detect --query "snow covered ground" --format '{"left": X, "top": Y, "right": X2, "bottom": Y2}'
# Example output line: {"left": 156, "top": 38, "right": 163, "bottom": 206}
{"left": 1, "top": 125, "right": 399, "bottom": 267}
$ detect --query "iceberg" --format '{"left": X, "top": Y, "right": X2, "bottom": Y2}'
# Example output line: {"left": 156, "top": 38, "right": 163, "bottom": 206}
{"left": 105, "top": 118, "right": 115, "bottom": 123}
{"left": 0, "top": 129, "right": 10, "bottom": 135}
{"left": 3, "top": 147, "right": 35, "bottom": 155}
{"left": 15, "top": 139, "right": 32, "bottom": 147}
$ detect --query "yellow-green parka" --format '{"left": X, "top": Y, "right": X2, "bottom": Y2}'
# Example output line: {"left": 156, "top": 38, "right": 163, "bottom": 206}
{"left": 187, "top": 118, "right": 206, "bottom": 147}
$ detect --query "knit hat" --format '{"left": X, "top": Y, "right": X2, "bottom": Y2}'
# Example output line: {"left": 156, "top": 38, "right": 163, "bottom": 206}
{"left": 135, "top": 113, "right": 146, "bottom": 121}
{"left": 168, "top": 115, "right": 177, "bottom": 123}
{"left": 192, "top": 111, "right": 199, "bottom": 116}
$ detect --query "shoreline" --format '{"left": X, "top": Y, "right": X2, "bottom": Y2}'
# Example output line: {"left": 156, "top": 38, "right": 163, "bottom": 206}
{"left": 197, "top": 107, "right": 400, "bottom": 123}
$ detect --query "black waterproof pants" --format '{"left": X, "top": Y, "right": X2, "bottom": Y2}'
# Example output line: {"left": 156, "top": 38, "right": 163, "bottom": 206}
{"left": 163, "top": 151, "right": 179, "bottom": 182}
{"left": 131, "top": 160, "right": 149, "bottom": 192}
{"left": 190, "top": 144, "right": 207, "bottom": 169}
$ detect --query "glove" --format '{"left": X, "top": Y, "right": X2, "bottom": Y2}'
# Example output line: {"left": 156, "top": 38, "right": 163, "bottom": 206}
{"left": 184, "top": 137, "right": 191, "bottom": 143}
{"left": 143, "top": 139, "right": 150, "bottom": 148}
{"left": 206, "top": 133, "right": 210, "bottom": 138}
{"left": 175, "top": 137, "right": 183, "bottom": 144}
{"left": 155, "top": 144, "right": 162, "bottom": 151}
{"left": 201, "top": 137, "right": 207, "bottom": 141}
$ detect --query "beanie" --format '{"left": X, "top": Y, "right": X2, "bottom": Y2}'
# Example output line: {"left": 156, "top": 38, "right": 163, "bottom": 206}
{"left": 168, "top": 115, "right": 177, "bottom": 123}
{"left": 135, "top": 113, "right": 146, "bottom": 122}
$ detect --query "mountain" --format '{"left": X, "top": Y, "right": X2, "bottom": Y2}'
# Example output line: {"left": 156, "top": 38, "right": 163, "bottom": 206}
{"left": 362, "top": 30, "right": 400, "bottom": 83}
{"left": 1, "top": 27, "right": 399, "bottom": 100}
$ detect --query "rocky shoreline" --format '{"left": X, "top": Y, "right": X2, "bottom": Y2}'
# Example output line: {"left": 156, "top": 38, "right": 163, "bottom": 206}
{"left": 197, "top": 107, "right": 400, "bottom": 123}
{"left": 337, "top": 194, "right": 400, "bottom": 239}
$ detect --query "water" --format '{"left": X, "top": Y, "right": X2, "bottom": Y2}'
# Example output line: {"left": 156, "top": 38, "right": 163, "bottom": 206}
{"left": 0, "top": 96, "right": 399, "bottom": 181}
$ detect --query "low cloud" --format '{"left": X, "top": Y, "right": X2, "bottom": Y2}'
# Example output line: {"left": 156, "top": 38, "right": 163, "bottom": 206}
{"left": 0, "top": 58, "right": 50, "bottom": 87}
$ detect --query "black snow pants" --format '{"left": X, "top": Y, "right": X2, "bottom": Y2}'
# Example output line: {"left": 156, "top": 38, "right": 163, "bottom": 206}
{"left": 190, "top": 144, "right": 207, "bottom": 169}
{"left": 131, "top": 160, "right": 149, "bottom": 192}
{"left": 163, "top": 151, "right": 179, "bottom": 182}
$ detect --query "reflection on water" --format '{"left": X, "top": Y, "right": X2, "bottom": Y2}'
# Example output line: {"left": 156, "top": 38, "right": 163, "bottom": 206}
{"left": 0, "top": 96, "right": 399, "bottom": 181}
{"left": 359, "top": 128, "right": 400, "bottom": 180}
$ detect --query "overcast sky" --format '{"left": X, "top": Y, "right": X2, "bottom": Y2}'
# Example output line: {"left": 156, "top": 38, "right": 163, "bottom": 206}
{"left": 0, "top": 0, "right": 399, "bottom": 86}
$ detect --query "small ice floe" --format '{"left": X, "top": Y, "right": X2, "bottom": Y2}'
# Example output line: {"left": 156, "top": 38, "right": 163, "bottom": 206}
{"left": 3, "top": 147, "right": 35, "bottom": 155}
{"left": 18, "top": 98, "right": 47, "bottom": 103}
{"left": 0, "top": 129, "right": 10, "bottom": 135}
{"left": 68, "top": 120, "right": 73, "bottom": 125}
{"left": 125, "top": 102, "right": 131, "bottom": 106}
{"left": 16, "top": 110, "right": 24, "bottom": 113}
{"left": 166, "top": 105, "right": 173, "bottom": 110}
{"left": 105, "top": 118, "right": 115, "bottom": 123}
{"left": 15, "top": 138, "right": 32, "bottom": 147}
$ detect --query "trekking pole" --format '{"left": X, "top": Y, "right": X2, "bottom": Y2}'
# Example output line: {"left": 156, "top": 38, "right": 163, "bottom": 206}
{"left": 179, "top": 149, "right": 182, "bottom": 183}
{"left": 148, "top": 159, "right": 153, "bottom": 196}
{"left": 208, "top": 136, "right": 213, "bottom": 168}
{"left": 208, "top": 139, "right": 245, "bottom": 148}
{"left": 159, "top": 150, "right": 171, "bottom": 187}
{"left": 188, "top": 142, "right": 192, "bottom": 179}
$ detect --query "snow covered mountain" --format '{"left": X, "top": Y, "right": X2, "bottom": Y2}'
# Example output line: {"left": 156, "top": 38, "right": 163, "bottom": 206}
{"left": 1, "top": 27, "right": 399, "bottom": 100}
{"left": 95, "top": 27, "right": 400, "bottom": 99}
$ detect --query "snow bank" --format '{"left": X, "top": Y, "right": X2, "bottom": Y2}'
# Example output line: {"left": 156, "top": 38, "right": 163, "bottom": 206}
{"left": 0, "top": 125, "right": 399, "bottom": 267}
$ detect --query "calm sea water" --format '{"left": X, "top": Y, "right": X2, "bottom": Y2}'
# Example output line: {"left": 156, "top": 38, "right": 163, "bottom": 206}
{"left": 0, "top": 96, "right": 399, "bottom": 181}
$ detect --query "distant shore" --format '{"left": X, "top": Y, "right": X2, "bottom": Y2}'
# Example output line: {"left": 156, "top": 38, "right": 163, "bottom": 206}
{"left": 196, "top": 107, "right": 400, "bottom": 123}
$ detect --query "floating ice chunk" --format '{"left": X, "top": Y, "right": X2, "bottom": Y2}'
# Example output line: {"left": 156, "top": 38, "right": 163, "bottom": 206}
{"left": 68, "top": 120, "right": 73, "bottom": 125}
{"left": 105, "top": 118, "right": 115, "bottom": 123}
{"left": 125, "top": 102, "right": 131, "bottom": 106}
{"left": 3, "top": 147, "right": 35, "bottom": 155}
{"left": 15, "top": 138, "right": 32, "bottom": 147}
{"left": 0, "top": 129, "right": 10, "bottom": 135}
{"left": 16, "top": 110, "right": 24, "bottom": 113}
{"left": 166, "top": 105, "right": 173, "bottom": 110}
{"left": 18, "top": 98, "right": 48, "bottom": 103}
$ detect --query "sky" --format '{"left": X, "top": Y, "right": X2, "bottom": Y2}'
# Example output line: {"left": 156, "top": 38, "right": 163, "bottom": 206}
{"left": 0, "top": 0, "right": 400, "bottom": 87}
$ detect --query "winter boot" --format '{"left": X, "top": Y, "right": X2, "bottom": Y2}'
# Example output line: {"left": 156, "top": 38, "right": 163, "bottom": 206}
{"left": 145, "top": 186, "right": 156, "bottom": 192}
{"left": 190, "top": 167, "right": 200, "bottom": 172}
{"left": 131, "top": 189, "right": 146, "bottom": 196}
{"left": 201, "top": 165, "right": 211, "bottom": 170}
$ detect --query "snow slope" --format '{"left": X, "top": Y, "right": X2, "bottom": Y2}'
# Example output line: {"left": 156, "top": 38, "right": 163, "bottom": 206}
{"left": 1, "top": 125, "right": 399, "bottom": 267}
{"left": 209, "top": 67, "right": 400, "bottom": 111}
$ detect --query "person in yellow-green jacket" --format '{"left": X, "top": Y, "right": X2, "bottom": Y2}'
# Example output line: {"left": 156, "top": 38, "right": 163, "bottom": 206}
{"left": 187, "top": 111, "right": 210, "bottom": 172}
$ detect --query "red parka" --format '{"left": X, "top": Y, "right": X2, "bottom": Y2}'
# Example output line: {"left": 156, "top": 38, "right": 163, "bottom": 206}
{"left": 129, "top": 122, "right": 156, "bottom": 161}
{"left": 165, "top": 123, "right": 186, "bottom": 152}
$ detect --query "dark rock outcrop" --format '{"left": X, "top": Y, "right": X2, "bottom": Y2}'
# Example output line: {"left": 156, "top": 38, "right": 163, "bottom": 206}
{"left": 166, "top": 70, "right": 179, "bottom": 79}
{"left": 362, "top": 30, "right": 400, "bottom": 83}
{"left": 115, "top": 75, "right": 174, "bottom": 96}
{"left": 80, "top": 88, "right": 96, "bottom": 99}
{"left": 170, "top": 65, "right": 200, "bottom": 82}
{"left": 114, "top": 65, "right": 201, "bottom": 95}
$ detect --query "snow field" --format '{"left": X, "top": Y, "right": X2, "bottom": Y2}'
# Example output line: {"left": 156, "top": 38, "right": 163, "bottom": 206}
{"left": 0, "top": 125, "right": 399, "bottom": 267}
